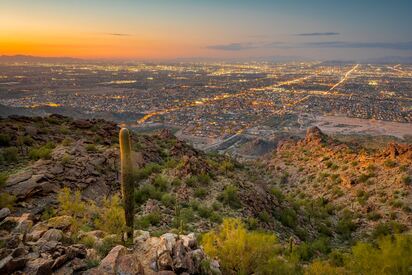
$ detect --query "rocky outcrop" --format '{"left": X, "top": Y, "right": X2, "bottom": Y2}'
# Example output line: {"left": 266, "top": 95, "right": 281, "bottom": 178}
{"left": 0, "top": 213, "right": 88, "bottom": 275}
{"left": 302, "top": 126, "right": 328, "bottom": 145}
{"left": 133, "top": 232, "right": 221, "bottom": 275}
{"left": 0, "top": 212, "right": 220, "bottom": 275}
{"left": 382, "top": 142, "right": 412, "bottom": 161}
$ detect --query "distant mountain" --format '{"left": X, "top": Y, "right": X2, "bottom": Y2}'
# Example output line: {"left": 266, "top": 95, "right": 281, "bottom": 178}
{"left": 0, "top": 55, "right": 84, "bottom": 63}
{"left": 361, "top": 56, "right": 412, "bottom": 64}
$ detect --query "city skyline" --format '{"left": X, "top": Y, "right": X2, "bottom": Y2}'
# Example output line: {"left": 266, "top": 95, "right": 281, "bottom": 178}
{"left": 1, "top": 0, "right": 412, "bottom": 61}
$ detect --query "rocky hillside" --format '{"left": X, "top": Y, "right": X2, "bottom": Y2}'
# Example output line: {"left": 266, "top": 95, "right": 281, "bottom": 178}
{"left": 264, "top": 126, "right": 412, "bottom": 241}
{"left": 1, "top": 115, "right": 411, "bottom": 274}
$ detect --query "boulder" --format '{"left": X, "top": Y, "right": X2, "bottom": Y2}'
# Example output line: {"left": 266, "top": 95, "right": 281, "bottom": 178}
{"left": 5, "top": 170, "right": 33, "bottom": 187}
{"left": 160, "top": 233, "right": 177, "bottom": 252}
{"left": 98, "top": 245, "right": 127, "bottom": 274}
{"left": 39, "top": 229, "right": 63, "bottom": 242}
{"left": 47, "top": 216, "right": 73, "bottom": 230}
{"left": 27, "top": 223, "right": 49, "bottom": 241}
{"left": 0, "top": 255, "right": 27, "bottom": 274}
{"left": 0, "top": 208, "right": 10, "bottom": 221}
{"left": 158, "top": 251, "right": 173, "bottom": 271}
{"left": 24, "top": 257, "right": 54, "bottom": 275}
{"left": 116, "top": 253, "right": 144, "bottom": 275}
{"left": 133, "top": 230, "right": 150, "bottom": 244}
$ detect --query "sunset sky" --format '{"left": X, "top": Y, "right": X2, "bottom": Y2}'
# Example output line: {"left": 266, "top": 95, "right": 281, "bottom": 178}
{"left": 1, "top": 0, "right": 412, "bottom": 60}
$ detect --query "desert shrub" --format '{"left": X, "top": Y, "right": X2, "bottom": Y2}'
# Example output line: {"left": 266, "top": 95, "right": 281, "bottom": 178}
{"left": 0, "top": 193, "right": 16, "bottom": 209}
{"left": 79, "top": 235, "right": 96, "bottom": 248}
{"left": 371, "top": 222, "right": 407, "bottom": 239}
{"left": 3, "top": 147, "right": 18, "bottom": 162}
{"left": 344, "top": 234, "right": 412, "bottom": 275}
{"left": 62, "top": 138, "right": 72, "bottom": 146}
{"left": 134, "top": 162, "right": 162, "bottom": 181}
{"left": 279, "top": 208, "right": 297, "bottom": 228}
{"left": 41, "top": 206, "right": 56, "bottom": 221}
{"left": 384, "top": 159, "right": 397, "bottom": 168}
{"left": 212, "top": 201, "right": 222, "bottom": 211}
{"left": 336, "top": 210, "right": 357, "bottom": 239}
{"left": 0, "top": 172, "right": 8, "bottom": 187}
{"left": 218, "top": 185, "right": 241, "bottom": 209}
{"left": 194, "top": 187, "right": 207, "bottom": 198}
{"left": 152, "top": 175, "right": 169, "bottom": 191}
{"left": 258, "top": 257, "right": 301, "bottom": 275}
{"left": 401, "top": 175, "right": 411, "bottom": 185}
{"left": 161, "top": 193, "right": 175, "bottom": 207}
{"left": 29, "top": 143, "right": 54, "bottom": 160}
{"left": 219, "top": 160, "right": 235, "bottom": 174}
{"left": 197, "top": 173, "right": 211, "bottom": 185}
{"left": 358, "top": 173, "right": 373, "bottom": 183}
{"left": 85, "top": 144, "right": 98, "bottom": 152}
{"left": 134, "top": 184, "right": 163, "bottom": 205}
{"left": 185, "top": 175, "right": 198, "bottom": 187}
{"left": 173, "top": 207, "right": 195, "bottom": 230}
{"left": 202, "top": 218, "right": 278, "bottom": 274}
{"left": 96, "top": 235, "right": 121, "bottom": 257}
{"left": 356, "top": 189, "right": 369, "bottom": 205}
{"left": 171, "top": 178, "right": 182, "bottom": 187}
{"left": 245, "top": 217, "right": 259, "bottom": 230}
{"left": 294, "top": 238, "right": 331, "bottom": 262}
{"left": 0, "top": 134, "right": 11, "bottom": 146}
{"left": 61, "top": 154, "right": 73, "bottom": 165}
{"left": 271, "top": 187, "right": 284, "bottom": 200}
{"left": 367, "top": 211, "right": 382, "bottom": 221}
{"left": 136, "top": 211, "right": 161, "bottom": 229}
{"left": 209, "top": 212, "right": 223, "bottom": 223}
{"left": 57, "top": 187, "right": 86, "bottom": 217}
{"left": 305, "top": 260, "right": 342, "bottom": 275}
{"left": 95, "top": 195, "right": 126, "bottom": 235}
{"left": 259, "top": 211, "right": 271, "bottom": 223}
{"left": 197, "top": 206, "right": 213, "bottom": 219}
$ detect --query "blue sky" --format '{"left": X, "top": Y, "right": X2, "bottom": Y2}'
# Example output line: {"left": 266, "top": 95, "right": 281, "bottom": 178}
{"left": 1, "top": 0, "right": 412, "bottom": 60}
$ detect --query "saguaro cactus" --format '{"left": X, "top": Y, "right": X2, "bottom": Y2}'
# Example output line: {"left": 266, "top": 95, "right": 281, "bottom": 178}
{"left": 119, "top": 128, "right": 134, "bottom": 238}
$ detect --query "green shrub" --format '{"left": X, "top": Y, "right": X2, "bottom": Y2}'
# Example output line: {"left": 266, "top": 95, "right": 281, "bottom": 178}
{"left": 134, "top": 162, "right": 162, "bottom": 181}
{"left": 367, "top": 211, "right": 382, "bottom": 221}
{"left": 218, "top": 185, "right": 241, "bottom": 209}
{"left": 186, "top": 175, "right": 198, "bottom": 187}
{"left": 279, "top": 208, "right": 297, "bottom": 228}
{"left": 197, "top": 173, "right": 211, "bottom": 185}
{"left": 219, "top": 160, "right": 235, "bottom": 174}
{"left": 161, "top": 193, "right": 175, "bottom": 207}
{"left": 3, "top": 147, "right": 18, "bottom": 162}
{"left": 336, "top": 210, "right": 356, "bottom": 239}
{"left": 96, "top": 235, "right": 121, "bottom": 257}
{"left": 271, "top": 187, "right": 284, "bottom": 200}
{"left": 0, "top": 134, "right": 11, "bottom": 146}
{"left": 85, "top": 144, "right": 98, "bottom": 152}
{"left": 194, "top": 187, "right": 207, "bottom": 198}
{"left": 29, "top": 143, "right": 54, "bottom": 160}
{"left": 202, "top": 218, "right": 278, "bottom": 274}
{"left": 258, "top": 211, "right": 271, "bottom": 223}
{"left": 95, "top": 195, "right": 126, "bottom": 235}
{"left": 136, "top": 211, "right": 161, "bottom": 229}
{"left": 345, "top": 234, "right": 412, "bottom": 275}
{"left": 152, "top": 175, "right": 169, "bottom": 191}
{"left": 402, "top": 175, "right": 411, "bottom": 185}
{"left": 197, "top": 206, "right": 213, "bottom": 219}
{"left": 79, "top": 235, "right": 96, "bottom": 248}
{"left": 0, "top": 193, "right": 16, "bottom": 209}
{"left": 0, "top": 173, "right": 8, "bottom": 187}
{"left": 57, "top": 187, "right": 86, "bottom": 217}
{"left": 134, "top": 184, "right": 163, "bottom": 205}
{"left": 371, "top": 222, "right": 407, "bottom": 239}
{"left": 384, "top": 159, "right": 397, "bottom": 168}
